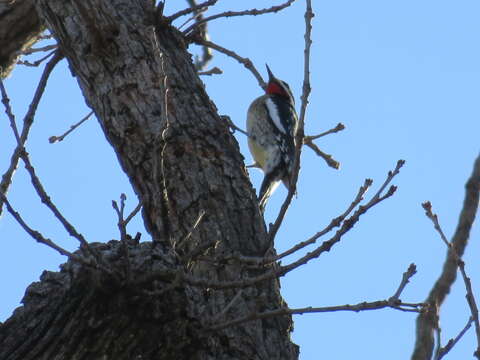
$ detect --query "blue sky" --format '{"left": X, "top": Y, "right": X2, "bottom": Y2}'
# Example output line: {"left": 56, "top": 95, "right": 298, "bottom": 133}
{"left": 1, "top": 1, "right": 480, "bottom": 358}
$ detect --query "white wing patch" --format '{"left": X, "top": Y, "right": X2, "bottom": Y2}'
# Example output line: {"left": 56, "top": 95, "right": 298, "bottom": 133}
{"left": 265, "top": 98, "right": 286, "bottom": 134}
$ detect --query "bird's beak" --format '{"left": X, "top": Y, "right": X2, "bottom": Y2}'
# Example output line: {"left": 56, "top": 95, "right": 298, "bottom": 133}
{"left": 266, "top": 64, "right": 275, "bottom": 82}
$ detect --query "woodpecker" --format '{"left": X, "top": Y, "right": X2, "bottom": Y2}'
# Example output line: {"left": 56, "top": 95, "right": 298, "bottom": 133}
{"left": 247, "top": 65, "right": 298, "bottom": 211}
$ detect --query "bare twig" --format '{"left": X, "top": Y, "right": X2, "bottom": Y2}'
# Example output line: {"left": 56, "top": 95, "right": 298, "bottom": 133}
{"left": 183, "top": 0, "right": 214, "bottom": 70}
{"left": 175, "top": 209, "right": 206, "bottom": 250}
{"left": 112, "top": 193, "right": 141, "bottom": 282}
{"left": 268, "top": 0, "right": 314, "bottom": 241}
{"left": 184, "top": 0, "right": 297, "bottom": 35}
{"left": 1, "top": 193, "right": 74, "bottom": 259}
{"left": 17, "top": 50, "right": 56, "bottom": 67}
{"left": 179, "top": 166, "right": 399, "bottom": 289}
{"left": 367, "top": 159, "right": 404, "bottom": 204}
{"left": 303, "top": 122, "right": 345, "bottom": 169}
{"left": 275, "top": 178, "right": 372, "bottom": 262}
{"left": 412, "top": 153, "right": 480, "bottom": 360}
{"left": 389, "top": 263, "right": 417, "bottom": 304}
{"left": 0, "top": 81, "right": 21, "bottom": 143}
{"left": 304, "top": 141, "right": 340, "bottom": 169}
{"left": 436, "top": 317, "right": 474, "bottom": 359}
{"left": 138, "top": 158, "right": 403, "bottom": 292}
{"left": 274, "top": 163, "right": 400, "bottom": 277}
{"left": 124, "top": 201, "right": 142, "bottom": 226}
{"left": 220, "top": 115, "right": 249, "bottom": 136}
{"left": 209, "top": 264, "right": 423, "bottom": 331}
{"left": 1, "top": 66, "right": 106, "bottom": 270}
{"left": 0, "top": 51, "right": 63, "bottom": 217}
{"left": 210, "top": 299, "right": 423, "bottom": 331}
{"left": 167, "top": 0, "right": 218, "bottom": 22}
{"left": 21, "top": 150, "right": 91, "bottom": 249}
{"left": 198, "top": 66, "right": 222, "bottom": 76}
{"left": 421, "top": 200, "right": 480, "bottom": 359}
{"left": 38, "top": 33, "right": 54, "bottom": 41}
{"left": 49, "top": 111, "right": 94, "bottom": 143}
{"left": 112, "top": 194, "right": 128, "bottom": 242}
{"left": 17, "top": 44, "right": 58, "bottom": 56}
{"left": 304, "top": 122, "right": 345, "bottom": 141}
{"left": 193, "top": 38, "right": 266, "bottom": 89}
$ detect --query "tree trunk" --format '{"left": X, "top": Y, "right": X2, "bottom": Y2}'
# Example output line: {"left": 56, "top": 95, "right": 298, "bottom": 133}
{"left": 0, "top": 0, "right": 43, "bottom": 78}
{"left": 0, "top": 0, "right": 298, "bottom": 359}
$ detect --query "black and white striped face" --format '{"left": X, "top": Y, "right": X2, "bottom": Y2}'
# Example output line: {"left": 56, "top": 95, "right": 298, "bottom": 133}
{"left": 265, "top": 65, "right": 295, "bottom": 105}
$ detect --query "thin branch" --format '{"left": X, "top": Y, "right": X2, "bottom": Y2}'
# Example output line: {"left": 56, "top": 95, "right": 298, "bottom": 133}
{"left": 268, "top": 0, "right": 313, "bottom": 241}
{"left": 421, "top": 200, "right": 480, "bottom": 359}
{"left": 437, "top": 317, "right": 474, "bottom": 360}
{"left": 367, "top": 159, "right": 404, "bottom": 205}
{"left": 163, "top": 164, "right": 401, "bottom": 291}
{"left": 20, "top": 150, "right": 91, "bottom": 249}
{"left": 210, "top": 264, "right": 423, "bottom": 331}
{"left": 175, "top": 209, "right": 206, "bottom": 250}
{"left": 304, "top": 122, "right": 345, "bottom": 141}
{"left": 1, "top": 76, "right": 104, "bottom": 270}
{"left": 184, "top": 0, "right": 213, "bottom": 70}
{"left": 167, "top": 0, "right": 218, "bottom": 22}
{"left": 17, "top": 50, "right": 56, "bottom": 68}
{"left": 274, "top": 165, "right": 400, "bottom": 278}
{"left": 303, "top": 122, "right": 345, "bottom": 169}
{"left": 412, "top": 153, "right": 480, "bottom": 360}
{"left": 112, "top": 194, "right": 128, "bottom": 242}
{"left": 16, "top": 44, "right": 58, "bottom": 56}
{"left": 0, "top": 193, "right": 74, "bottom": 259}
{"left": 112, "top": 193, "right": 137, "bottom": 282}
{"left": 388, "top": 263, "right": 417, "bottom": 304}
{"left": 184, "top": 0, "right": 297, "bottom": 35}
{"left": 0, "top": 51, "right": 63, "bottom": 217}
{"left": 38, "top": 33, "right": 54, "bottom": 41}
{"left": 198, "top": 66, "right": 222, "bottom": 76}
{"left": 49, "top": 111, "right": 94, "bottom": 143}
{"left": 18, "top": 147, "right": 115, "bottom": 276}
{"left": 124, "top": 201, "right": 142, "bottom": 226}
{"left": 304, "top": 141, "right": 340, "bottom": 169}
{"left": 0, "top": 81, "right": 21, "bottom": 143}
{"left": 275, "top": 178, "right": 372, "bottom": 262}
{"left": 220, "top": 115, "right": 249, "bottom": 136}
{"left": 193, "top": 38, "right": 266, "bottom": 89}
{"left": 210, "top": 300, "right": 423, "bottom": 331}
{"left": 143, "top": 159, "right": 402, "bottom": 291}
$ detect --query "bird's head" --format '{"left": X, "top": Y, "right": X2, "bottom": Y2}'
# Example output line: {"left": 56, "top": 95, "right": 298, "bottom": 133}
{"left": 265, "top": 64, "right": 295, "bottom": 104}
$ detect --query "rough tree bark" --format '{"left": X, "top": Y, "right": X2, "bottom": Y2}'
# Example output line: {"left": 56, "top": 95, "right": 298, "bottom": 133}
{"left": 0, "top": 0, "right": 298, "bottom": 359}
{"left": 0, "top": 0, "right": 43, "bottom": 78}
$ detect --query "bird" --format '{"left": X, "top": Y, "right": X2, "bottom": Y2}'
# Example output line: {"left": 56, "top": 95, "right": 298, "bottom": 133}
{"left": 246, "top": 64, "right": 298, "bottom": 212}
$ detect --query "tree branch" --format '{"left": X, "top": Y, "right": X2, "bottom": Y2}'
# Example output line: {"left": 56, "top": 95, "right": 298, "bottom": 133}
{"left": 421, "top": 200, "right": 480, "bottom": 359}
{"left": 0, "top": 50, "right": 62, "bottom": 217}
{"left": 184, "top": 0, "right": 297, "bottom": 35}
{"left": 167, "top": 0, "right": 219, "bottom": 22}
{"left": 209, "top": 263, "right": 423, "bottom": 331}
{"left": 193, "top": 38, "right": 266, "bottom": 90}
{"left": 303, "top": 122, "right": 345, "bottom": 169}
{"left": 412, "top": 153, "right": 480, "bottom": 360}
{"left": 437, "top": 317, "right": 474, "bottom": 359}
{"left": 0, "top": 0, "right": 44, "bottom": 78}
{"left": 268, "top": 0, "right": 313, "bottom": 242}
{"left": 48, "top": 110, "right": 93, "bottom": 143}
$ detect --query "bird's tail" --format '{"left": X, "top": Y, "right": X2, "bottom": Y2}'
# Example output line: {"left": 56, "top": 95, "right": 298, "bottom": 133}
{"left": 258, "top": 175, "right": 281, "bottom": 212}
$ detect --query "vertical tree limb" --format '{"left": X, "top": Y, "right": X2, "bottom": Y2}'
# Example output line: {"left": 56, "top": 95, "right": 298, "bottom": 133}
{"left": 412, "top": 153, "right": 480, "bottom": 359}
